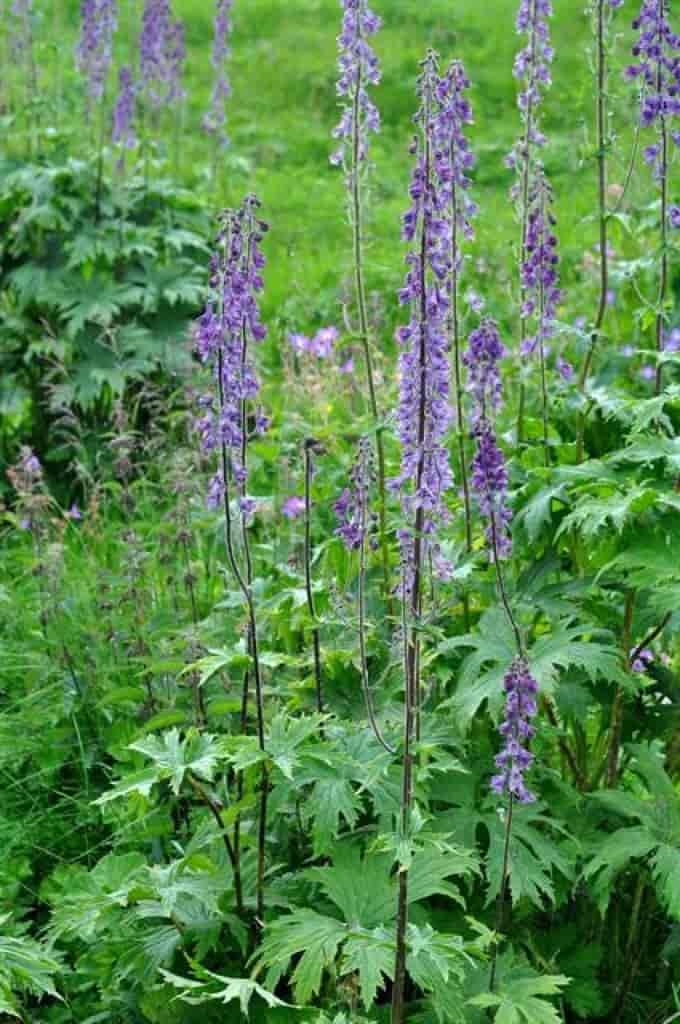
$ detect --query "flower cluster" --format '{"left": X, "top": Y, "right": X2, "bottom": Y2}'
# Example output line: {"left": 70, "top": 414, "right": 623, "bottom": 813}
{"left": 194, "top": 196, "right": 269, "bottom": 510}
{"left": 330, "top": 0, "right": 381, "bottom": 168}
{"left": 433, "top": 59, "right": 477, "bottom": 248}
{"left": 464, "top": 318, "right": 512, "bottom": 559}
{"left": 491, "top": 656, "right": 539, "bottom": 803}
{"left": 334, "top": 436, "right": 375, "bottom": 550}
{"left": 76, "top": 0, "right": 118, "bottom": 106}
{"left": 140, "top": 0, "right": 186, "bottom": 108}
{"left": 112, "top": 66, "right": 137, "bottom": 152}
{"left": 10, "top": 0, "right": 33, "bottom": 59}
{"left": 626, "top": 0, "right": 679, "bottom": 172}
{"left": 7, "top": 448, "right": 49, "bottom": 533}
{"left": 289, "top": 326, "right": 340, "bottom": 359}
{"left": 203, "top": 0, "right": 233, "bottom": 144}
{"left": 393, "top": 52, "right": 455, "bottom": 591}
{"left": 520, "top": 170, "right": 561, "bottom": 357}
{"left": 631, "top": 646, "right": 654, "bottom": 672}
{"left": 507, "top": 0, "right": 554, "bottom": 168}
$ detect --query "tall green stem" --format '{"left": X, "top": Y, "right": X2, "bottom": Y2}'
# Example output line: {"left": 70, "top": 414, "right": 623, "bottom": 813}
{"left": 303, "top": 440, "right": 323, "bottom": 715}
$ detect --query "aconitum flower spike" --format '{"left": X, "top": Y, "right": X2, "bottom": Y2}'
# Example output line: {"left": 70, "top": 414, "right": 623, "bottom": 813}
{"left": 76, "top": 0, "right": 118, "bottom": 108}
{"left": 392, "top": 51, "right": 455, "bottom": 593}
{"left": 203, "top": 0, "right": 233, "bottom": 145}
{"left": 464, "top": 318, "right": 512, "bottom": 559}
{"left": 140, "top": 0, "right": 186, "bottom": 108}
{"left": 112, "top": 66, "right": 137, "bottom": 150}
{"left": 330, "top": 0, "right": 382, "bottom": 168}
{"left": 334, "top": 436, "right": 375, "bottom": 551}
{"left": 194, "top": 196, "right": 269, "bottom": 509}
{"left": 625, "top": 0, "right": 679, "bottom": 176}
{"left": 490, "top": 656, "right": 539, "bottom": 803}
{"left": 520, "top": 169, "right": 561, "bottom": 357}
{"left": 433, "top": 59, "right": 477, "bottom": 246}
{"left": 507, "top": 0, "right": 554, "bottom": 168}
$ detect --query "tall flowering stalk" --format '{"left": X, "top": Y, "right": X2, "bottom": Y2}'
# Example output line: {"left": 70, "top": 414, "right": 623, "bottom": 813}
{"left": 10, "top": 0, "right": 39, "bottom": 149}
{"left": 433, "top": 60, "right": 477, "bottom": 566}
{"left": 520, "top": 169, "right": 560, "bottom": 465}
{"left": 391, "top": 51, "right": 455, "bottom": 1024}
{"left": 139, "top": 0, "right": 186, "bottom": 111}
{"left": 331, "top": 0, "right": 392, "bottom": 604}
{"left": 303, "top": 438, "right": 324, "bottom": 715}
{"left": 335, "top": 437, "right": 394, "bottom": 753}
{"left": 625, "top": 0, "right": 679, "bottom": 394}
{"left": 464, "top": 317, "right": 538, "bottom": 990}
{"left": 195, "top": 195, "right": 269, "bottom": 925}
{"left": 76, "top": 0, "right": 118, "bottom": 114}
{"left": 203, "top": 0, "right": 233, "bottom": 158}
{"left": 576, "top": 0, "right": 624, "bottom": 460}
{"left": 507, "top": 0, "right": 554, "bottom": 443}
{"left": 112, "top": 65, "right": 137, "bottom": 159}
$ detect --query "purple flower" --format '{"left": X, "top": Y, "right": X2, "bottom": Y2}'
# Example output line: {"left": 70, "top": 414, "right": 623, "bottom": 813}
{"left": 433, "top": 59, "right": 477, "bottom": 246}
{"left": 621, "top": 343, "right": 635, "bottom": 357}
{"left": 339, "top": 355, "right": 355, "bottom": 374}
{"left": 520, "top": 170, "right": 561, "bottom": 358}
{"left": 311, "top": 326, "right": 339, "bottom": 358}
{"left": 670, "top": 206, "right": 680, "bottom": 229}
{"left": 490, "top": 656, "right": 539, "bottom": 804}
{"left": 330, "top": 0, "right": 381, "bottom": 168}
{"left": 66, "top": 503, "right": 83, "bottom": 521}
{"left": 631, "top": 646, "right": 654, "bottom": 672}
{"left": 282, "top": 496, "right": 305, "bottom": 519}
{"left": 288, "top": 332, "right": 310, "bottom": 354}
{"left": 112, "top": 66, "right": 137, "bottom": 150}
{"left": 557, "top": 354, "right": 574, "bottom": 381}
{"left": 76, "top": 0, "right": 118, "bottom": 107}
{"left": 625, "top": 0, "right": 679, "bottom": 175}
{"left": 139, "top": 0, "right": 186, "bottom": 108}
{"left": 507, "top": 0, "right": 554, "bottom": 168}
{"left": 464, "top": 319, "right": 512, "bottom": 560}
{"left": 392, "top": 52, "right": 455, "bottom": 595}
{"left": 334, "top": 437, "right": 374, "bottom": 550}
{"left": 640, "top": 363, "right": 656, "bottom": 380}
{"left": 664, "top": 327, "right": 680, "bottom": 352}
{"left": 194, "top": 196, "right": 269, "bottom": 507}
{"left": 203, "top": 0, "right": 233, "bottom": 144}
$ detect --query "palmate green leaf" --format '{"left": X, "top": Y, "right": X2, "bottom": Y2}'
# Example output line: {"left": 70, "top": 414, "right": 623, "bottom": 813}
{"left": 471, "top": 972, "right": 569, "bottom": 1024}
{"left": 406, "top": 924, "right": 471, "bottom": 1022}
{"left": 652, "top": 845, "right": 680, "bottom": 920}
{"left": 528, "top": 621, "right": 627, "bottom": 691}
{"left": 0, "top": 985, "right": 20, "bottom": 1018}
{"left": 341, "top": 928, "right": 393, "bottom": 1007}
{"left": 485, "top": 806, "right": 574, "bottom": 908}
{"left": 256, "top": 909, "right": 347, "bottom": 1004}
{"left": 94, "top": 767, "right": 158, "bottom": 805}
{"left": 0, "top": 930, "right": 62, "bottom": 1008}
{"left": 160, "top": 966, "right": 290, "bottom": 1015}
{"left": 582, "top": 826, "right": 657, "bottom": 914}
{"left": 515, "top": 481, "right": 570, "bottom": 542}
{"left": 129, "top": 728, "right": 223, "bottom": 794}
{"left": 306, "top": 845, "right": 394, "bottom": 929}
{"left": 555, "top": 484, "right": 657, "bottom": 540}
{"left": 57, "top": 276, "right": 144, "bottom": 337}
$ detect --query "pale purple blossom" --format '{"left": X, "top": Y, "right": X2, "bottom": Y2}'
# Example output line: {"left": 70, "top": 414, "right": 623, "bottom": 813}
{"left": 76, "top": 0, "right": 118, "bottom": 107}
{"left": 506, "top": 0, "right": 554, "bottom": 168}
{"left": 282, "top": 496, "right": 305, "bottom": 519}
{"left": 625, "top": 0, "right": 679, "bottom": 177}
{"left": 330, "top": 0, "right": 381, "bottom": 168}
{"left": 203, "top": 0, "right": 233, "bottom": 144}
{"left": 139, "top": 0, "right": 186, "bottom": 108}
{"left": 491, "top": 656, "right": 539, "bottom": 804}
{"left": 520, "top": 170, "right": 561, "bottom": 358}
{"left": 631, "top": 647, "right": 654, "bottom": 672}
{"left": 112, "top": 66, "right": 137, "bottom": 150}
{"left": 334, "top": 437, "right": 374, "bottom": 550}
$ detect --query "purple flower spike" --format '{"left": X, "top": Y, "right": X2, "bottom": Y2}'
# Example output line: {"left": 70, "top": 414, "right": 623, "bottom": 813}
{"left": 433, "top": 59, "right": 478, "bottom": 246}
{"left": 330, "top": 0, "right": 382, "bottom": 168}
{"left": 625, "top": 0, "right": 679, "bottom": 175}
{"left": 203, "top": 0, "right": 233, "bottom": 145}
{"left": 112, "top": 66, "right": 137, "bottom": 151}
{"left": 520, "top": 170, "right": 561, "bottom": 358}
{"left": 393, "top": 52, "right": 455, "bottom": 595}
{"left": 464, "top": 318, "right": 512, "bottom": 560}
{"left": 140, "top": 0, "right": 186, "bottom": 109}
{"left": 334, "top": 437, "right": 375, "bottom": 550}
{"left": 76, "top": 0, "right": 118, "bottom": 109}
{"left": 194, "top": 196, "right": 269, "bottom": 508}
{"left": 491, "top": 656, "right": 539, "bottom": 803}
{"left": 507, "top": 0, "right": 554, "bottom": 168}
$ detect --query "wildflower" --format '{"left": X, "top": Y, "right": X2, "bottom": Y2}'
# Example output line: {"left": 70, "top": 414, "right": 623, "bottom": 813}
{"left": 507, "top": 0, "right": 554, "bottom": 168}
{"left": 670, "top": 206, "right": 680, "bottom": 229}
{"left": 433, "top": 59, "right": 477, "bottom": 246}
{"left": 140, "top": 0, "right": 186, "bottom": 108}
{"left": 330, "top": 0, "right": 381, "bottom": 168}
{"left": 112, "top": 66, "right": 137, "bottom": 150}
{"left": 194, "top": 196, "right": 269, "bottom": 508}
{"left": 631, "top": 647, "right": 654, "bottom": 672}
{"left": 464, "top": 318, "right": 512, "bottom": 560}
{"left": 282, "top": 496, "right": 305, "bottom": 519}
{"left": 334, "top": 437, "right": 374, "bottom": 550}
{"left": 491, "top": 656, "right": 539, "bottom": 804}
{"left": 311, "top": 326, "right": 339, "bottom": 358}
{"left": 203, "top": 0, "right": 232, "bottom": 144}
{"left": 76, "top": 0, "right": 118, "bottom": 107}
{"left": 640, "top": 364, "right": 656, "bottom": 381}
{"left": 393, "top": 51, "right": 454, "bottom": 592}
{"left": 625, "top": 0, "right": 679, "bottom": 175}
{"left": 520, "top": 170, "right": 560, "bottom": 357}
{"left": 664, "top": 327, "right": 680, "bottom": 352}
{"left": 65, "top": 503, "right": 83, "bottom": 521}
{"left": 557, "top": 355, "right": 574, "bottom": 381}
